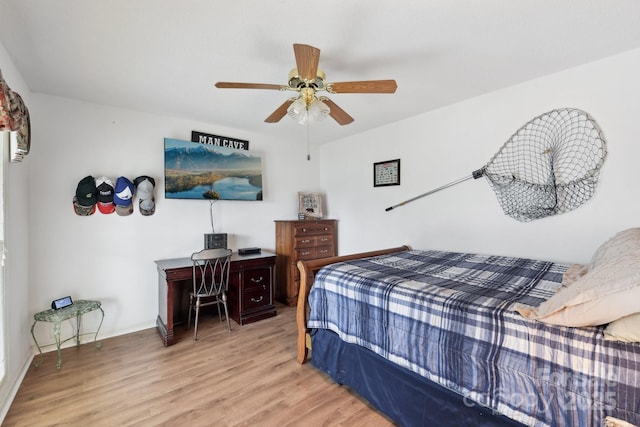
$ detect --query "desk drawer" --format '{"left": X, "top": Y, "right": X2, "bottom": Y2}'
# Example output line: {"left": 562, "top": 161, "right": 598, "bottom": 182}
{"left": 243, "top": 267, "right": 271, "bottom": 291}
{"left": 242, "top": 287, "right": 271, "bottom": 311}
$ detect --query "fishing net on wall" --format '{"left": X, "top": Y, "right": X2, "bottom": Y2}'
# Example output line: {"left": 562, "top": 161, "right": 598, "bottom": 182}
{"left": 386, "top": 108, "right": 607, "bottom": 222}
{"left": 482, "top": 108, "right": 606, "bottom": 221}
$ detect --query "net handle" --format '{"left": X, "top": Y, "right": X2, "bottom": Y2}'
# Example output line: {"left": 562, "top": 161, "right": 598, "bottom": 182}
{"left": 385, "top": 168, "right": 485, "bottom": 212}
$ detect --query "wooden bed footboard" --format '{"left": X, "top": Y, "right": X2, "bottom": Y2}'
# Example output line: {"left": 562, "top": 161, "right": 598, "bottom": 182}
{"left": 295, "top": 245, "right": 411, "bottom": 364}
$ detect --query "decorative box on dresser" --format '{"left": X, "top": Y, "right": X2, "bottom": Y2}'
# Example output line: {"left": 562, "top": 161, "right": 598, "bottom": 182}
{"left": 275, "top": 219, "right": 337, "bottom": 306}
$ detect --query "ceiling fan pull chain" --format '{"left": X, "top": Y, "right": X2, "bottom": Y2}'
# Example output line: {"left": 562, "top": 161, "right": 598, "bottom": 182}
{"left": 306, "top": 119, "right": 311, "bottom": 161}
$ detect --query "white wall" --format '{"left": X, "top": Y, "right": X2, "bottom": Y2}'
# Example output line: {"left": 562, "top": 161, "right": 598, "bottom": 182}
{"left": 320, "top": 48, "right": 640, "bottom": 265}
{"left": 0, "top": 43, "right": 32, "bottom": 419}
{"left": 27, "top": 94, "right": 321, "bottom": 344}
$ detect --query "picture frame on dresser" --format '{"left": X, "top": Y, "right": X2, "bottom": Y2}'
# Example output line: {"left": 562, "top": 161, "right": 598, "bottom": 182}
{"left": 297, "top": 192, "right": 323, "bottom": 219}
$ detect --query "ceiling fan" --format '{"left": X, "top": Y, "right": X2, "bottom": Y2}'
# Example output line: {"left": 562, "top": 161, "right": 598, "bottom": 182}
{"left": 215, "top": 43, "right": 398, "bottom": 126}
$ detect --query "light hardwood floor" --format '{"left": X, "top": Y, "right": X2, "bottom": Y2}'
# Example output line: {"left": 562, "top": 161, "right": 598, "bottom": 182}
{"left": 3, "top": 303, "right": 394, "bottom": 427}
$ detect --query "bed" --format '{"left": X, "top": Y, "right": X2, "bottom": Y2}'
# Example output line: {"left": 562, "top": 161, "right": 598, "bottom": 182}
{"left": 295, "top": 242, "right": 640, "bottom": 427}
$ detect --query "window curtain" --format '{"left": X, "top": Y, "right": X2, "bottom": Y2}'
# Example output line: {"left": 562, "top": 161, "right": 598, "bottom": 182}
{"left": 0, "top": 69, "right": 30, "bottom": 162}
{"left": 0, "top": 132, "right": 6, "bottom": 381}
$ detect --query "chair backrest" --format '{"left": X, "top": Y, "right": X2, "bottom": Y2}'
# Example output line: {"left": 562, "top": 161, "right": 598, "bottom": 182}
{"left": 191, "top": 248, "right": 232, "bottom": 297}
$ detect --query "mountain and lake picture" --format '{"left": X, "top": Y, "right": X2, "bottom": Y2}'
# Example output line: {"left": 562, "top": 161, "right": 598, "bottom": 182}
{"left": 164, "top": 138, "right": 263, "bottom": 201}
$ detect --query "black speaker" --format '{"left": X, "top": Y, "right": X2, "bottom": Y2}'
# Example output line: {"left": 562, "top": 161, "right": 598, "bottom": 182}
{"left": 204, "top": 233, "right": 227, "bottom": 249}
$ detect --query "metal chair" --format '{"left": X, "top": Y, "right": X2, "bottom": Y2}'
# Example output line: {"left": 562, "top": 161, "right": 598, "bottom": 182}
{"left": 187, "top": 248, "right": 233, "bottom": 341}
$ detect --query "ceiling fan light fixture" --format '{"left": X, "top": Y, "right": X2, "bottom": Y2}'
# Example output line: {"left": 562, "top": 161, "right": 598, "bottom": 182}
{"left": 287, "top": 96, "right": 329, "bottom": 125}
{"left": 287, "top": 97, "right": 308, "bottom": 124}
{"left": 308, "top": 98, "right": 330, "bottom": 122}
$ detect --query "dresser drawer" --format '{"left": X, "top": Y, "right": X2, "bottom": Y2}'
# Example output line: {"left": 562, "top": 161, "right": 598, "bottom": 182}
{"left": 294, "top": 247, "right": 316, "bottom": 260}
{"left": 293, "top": 222, "right": 335, "bottom": 237}
{"left": 294, "top": 236, "right": 317, "bottom": 248}
{"left": 315, "top": 235, "right": 334, "bottom": 247}
{"left": 294, "top": 245, "right": 335, "bottom": 260}
{"left": 243, "top": 267, "right": 271, "bottom": 291}
{"left": 315, "top": 245, "right": 335, "bottom": 259}
{"left": 242, "top": 287, "right": 271, "bottom": 311}
{"left": 294, "top": 234, "right": 334, "bottom": 249}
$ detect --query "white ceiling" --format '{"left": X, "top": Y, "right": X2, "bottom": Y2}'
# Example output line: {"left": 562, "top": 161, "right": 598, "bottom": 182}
{"left": 1, "top": 0, "right": 640, "bottom": 144}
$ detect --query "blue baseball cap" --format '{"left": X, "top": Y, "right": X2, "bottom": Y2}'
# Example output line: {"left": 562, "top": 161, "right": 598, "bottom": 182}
{"left": 113, "top": 176, "right": 134, "bottom": 206}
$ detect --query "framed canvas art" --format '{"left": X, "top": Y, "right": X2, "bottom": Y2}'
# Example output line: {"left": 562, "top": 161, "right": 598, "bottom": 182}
{"left": 164, "top": 138, "right": 263, "bottom": 201}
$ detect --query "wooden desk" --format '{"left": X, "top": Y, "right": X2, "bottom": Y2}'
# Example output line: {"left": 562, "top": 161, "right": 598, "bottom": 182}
{"left": 155, "top": 251, "right": 276, "bottom": 346}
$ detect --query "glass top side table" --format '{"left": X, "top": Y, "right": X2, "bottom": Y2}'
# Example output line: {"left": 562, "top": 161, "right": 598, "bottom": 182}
{"left": 30, "top": 299, "right": 104, "bottom": 369}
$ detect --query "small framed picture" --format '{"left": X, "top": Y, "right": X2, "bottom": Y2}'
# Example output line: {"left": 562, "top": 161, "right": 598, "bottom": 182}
{"left": 298, "top": 192, "right": 323, "bottom": 219}
{"left": 373, "top": 159, "right": 400, "bottom": 187}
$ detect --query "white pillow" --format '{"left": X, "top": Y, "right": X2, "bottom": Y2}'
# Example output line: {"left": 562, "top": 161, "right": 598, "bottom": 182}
{"left": 605, "top": 416, "right": 638, "bottom": 427}
{"left": 559, "top": 228, "right": 640, "bottom": 289}
{"left": 515, "top": 228, "right": 640, "bottom": 327}
{"left": 604, "top": 313, "right": 640, "bottom": 342}
{"left": 589, "top": 228, "right": 640, "bottom": 270}
{"left": 561, "top": 263, "right": 588, "bottom": 288}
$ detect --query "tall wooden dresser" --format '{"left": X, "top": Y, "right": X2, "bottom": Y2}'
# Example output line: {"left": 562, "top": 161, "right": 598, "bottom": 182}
{"left": 275, "top": 219, "right": 337, "bottom": 306}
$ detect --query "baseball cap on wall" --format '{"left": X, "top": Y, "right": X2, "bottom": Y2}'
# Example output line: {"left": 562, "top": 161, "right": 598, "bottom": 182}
{"left": 139, "top": 198, "right": 155, "bottom": 216}
{"left": 73, "top": 196, "right": 96, "bottom": 216}
{"left": 95, "top": 176, "right": 115, "bottom": 214}
{"left": 113, "top": 176, "right": 134, "bottom": 205}
{"left": 134, "top": 175, "right": 155, "bottom": 200}
{"left": 113, "top": 176, "right": 134, "bottom": 216}
{"left": 115, "top": 203, "right": 134, "bottom": 216}
{"left": 73, "top": 176, "right": 97, "bottom": 216}
{"left": 134, "top": 175, "right": 156, "bottom": 216}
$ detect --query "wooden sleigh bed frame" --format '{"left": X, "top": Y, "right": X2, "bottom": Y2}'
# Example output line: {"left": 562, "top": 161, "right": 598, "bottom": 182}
{"left": 296, "top": 245, "right": 411, "bottom": 364}
{"left": 294, "top": 244, "right": 640, "bottom": 427}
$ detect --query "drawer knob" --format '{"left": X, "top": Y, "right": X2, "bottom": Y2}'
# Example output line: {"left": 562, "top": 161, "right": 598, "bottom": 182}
{"left": 250, "top": 276, "right": 264, "bottom": 283}
{"left": 251, "top": 296, "right": 264, "bottom": 303}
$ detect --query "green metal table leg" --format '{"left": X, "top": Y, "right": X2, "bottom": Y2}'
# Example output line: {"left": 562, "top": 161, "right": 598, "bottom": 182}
{"left": 53, "top": 321, "right": 62, "bottom": 369}
{"left": 94, "top": 307, "right": 104, "bottom": 349}
{"left": 30, "top": 320, "right": 44, "bottom": 368}
{"left": 75, "top": 312, "right": 81, "bottom": 347}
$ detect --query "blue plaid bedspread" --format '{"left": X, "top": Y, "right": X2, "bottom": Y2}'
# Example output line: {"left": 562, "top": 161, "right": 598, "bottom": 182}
{"left": 307, "top": 250, "right": 640, "bottom": 427}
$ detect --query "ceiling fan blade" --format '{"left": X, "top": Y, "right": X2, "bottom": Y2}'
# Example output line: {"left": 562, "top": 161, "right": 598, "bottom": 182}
{"left": 328, "top": 80, "right": 398, "bottom": 94}
{"left": 215, "top": 82, "right": 285, "bottom": 90}
{"left": 293, "top": 44, "right": 321, "bottom": 81}
{"left": 265, "top": 99, "right": 294, "bottom": 123}
{"left": 320, "top": 98, "right": 354, "bottom": 126}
